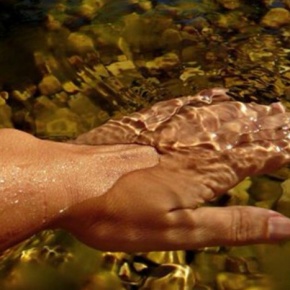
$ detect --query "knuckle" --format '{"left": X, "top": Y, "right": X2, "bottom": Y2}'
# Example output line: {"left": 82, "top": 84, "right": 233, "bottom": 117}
{"left": 163, "top": 212, "right": 180, "bottom": 228}
{"left": 165, "top": 209, "right": 194, "bottom": 228}
{"left": 230, "top": 207, "right": 252, "bottom": 243}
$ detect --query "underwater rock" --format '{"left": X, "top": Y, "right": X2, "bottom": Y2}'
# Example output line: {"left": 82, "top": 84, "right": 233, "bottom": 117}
{"left": 82, "top": 271, "right": 125, "bottom": 290}
{"left": 136, "top": 251, "right": 186, "bottom": 265}
{"left": 67, "top": 32, "right": 95, "bottom": 55}
{"left": 37, "top": 108, "right": 80, "bottom": 138}
{"left": 33, "top": 95, "right": 82, "bottom": 137}
{"left": 216, "top": 272, "right": 270, "bottom": 290}
{"left": 140, "top": 264, "right": 195, "bottom": 290}
{"left": 261, "top": 8, "right": 290, "bottom": 28}
{"left": 249, "top": 176, "right": 282, "bottom": 202}
{"left": 106, "top": 59, "right": 136, "bottom": 76}
{"left": 38, "top": 75, "right": 62, "bottom": 96}
{"left": 194, "top": 252, "right": 227, "bottom": 286}
{"left": 138, "top": 0, "right": 152, "bottom": 11}
{"left": 45, "top": 14, "right": 62, "bottom": 31}
{"left": 0, "top": 103, "right": 13, "bottom": 128}
{"left": 12, "top": 85, "right": 36, "bottom": 102}
{"left": 276, "top": 179, "right": 290, "bottom": 217}
{"left": 285, "top": 86, "right": 290, "bottom": 101}
{"left": 0, "top": 91, "right": 8, "bottom": 105}
{"left": 62, "top": 81, "right": 79, "bottom": 94}
{"left": 122, "top": 12, "right": 173, "bottom": 51}
{"left": 161, "top": 28, "right": 183, "bottom": 49}
{"left": 145, "top": 53, "right": 180, "bottom": 74}
{"left": 217, "top": 0, "right": 241, "bottom": 10}
{"left": 227, "top": 178, "right": 251, "bottom": 206}
{"left": 225, "top": 256, "right": 259, "bottom": 274}
{"left": 68, "top": 93, "right": 109, "bottom": 129}
{"left": 78, "top": 0, "right": 105, "bottom": 20}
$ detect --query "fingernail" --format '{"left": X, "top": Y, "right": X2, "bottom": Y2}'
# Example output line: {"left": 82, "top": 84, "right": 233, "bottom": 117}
{"left": 268, "top": 216, "right": 290, "bottom": 240}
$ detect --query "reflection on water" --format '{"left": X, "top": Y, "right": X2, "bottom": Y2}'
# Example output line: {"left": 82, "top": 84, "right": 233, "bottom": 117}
{"left": 0, "top": 0, "right": 290, "bottom": 289}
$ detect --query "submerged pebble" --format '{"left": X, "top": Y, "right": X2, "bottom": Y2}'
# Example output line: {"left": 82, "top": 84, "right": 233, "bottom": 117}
{"left": 261, "top": 8, "right": 290, "bottom": 28}
{"left": 38, "top": 75, "right": 62, "bottom": 96}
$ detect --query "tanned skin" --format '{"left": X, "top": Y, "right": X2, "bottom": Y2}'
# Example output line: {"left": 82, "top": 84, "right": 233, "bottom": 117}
{"left": 1, "top": 89, "right": 290, "bottom": 252}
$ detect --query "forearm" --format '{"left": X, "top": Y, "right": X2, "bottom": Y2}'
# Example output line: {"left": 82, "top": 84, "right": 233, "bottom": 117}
{"left": 0, "top": 129, "right": 159, "bottom": 250}
{"left": 0, "top": 129, "right": 68, "bottom": 250}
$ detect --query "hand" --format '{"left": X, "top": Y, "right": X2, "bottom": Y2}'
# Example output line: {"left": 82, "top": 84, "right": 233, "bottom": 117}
{"left": 62, "top": 88, "right": 290, "bottom": 252}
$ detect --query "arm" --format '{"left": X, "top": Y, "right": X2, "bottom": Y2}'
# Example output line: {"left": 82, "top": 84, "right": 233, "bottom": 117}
{"left": 0, "top": 128, "right": 158, "bottom": 251}
{"left": 2, "top": 88, "right": 290, "bottom": 253}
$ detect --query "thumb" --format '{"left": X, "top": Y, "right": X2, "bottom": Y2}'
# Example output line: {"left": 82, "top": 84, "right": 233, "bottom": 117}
{"left": 167, "top": 206, "right": 290, "bottom": 249}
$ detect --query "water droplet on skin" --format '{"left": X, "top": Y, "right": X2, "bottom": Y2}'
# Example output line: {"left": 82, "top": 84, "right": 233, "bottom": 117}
{"left": 14, "top": 200, "right": 19, "bottom": 204}
{"left": 249, "top": 116, "right": 257, "bottom": 122}
{"left": 226, "top": 144, "right": 233, "bottom": 150}
{"left": 240, "top": 103, "right": 248, "bottom": 114}
{"left": 275, "top": 146, "right": 282, "bottom": 152}
{"left": 200, "top": 95, "right": 212, "bottom": 104}
{"left": 0, "top": 179, "right": 4, "bottom": 184}
{"left": 59, "top": 207, "right": 68, "bottom": 214}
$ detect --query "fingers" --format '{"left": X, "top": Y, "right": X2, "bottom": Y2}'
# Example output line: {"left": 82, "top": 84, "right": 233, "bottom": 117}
{"left": 256, "top": 112, "right": 290, "bottom": 131}
{"left": 190, "top": 140, "right": 290, "bottom": 196}
{"left": 72, "top": 88, "right": 232, "bottom": 145}
{"left": 161, "top": 206, "right": 290, "bottom": 250}
{"left": 196, "top": 112, "right": 289, "bottom": 154}
{"left": 170, "top": 137, "right": 290, "bottom": 198}
{"left": 211, "top": 112, "right": 290, "bottom": 150}
{"left": 227, "top": 139, "right": 290, "bottom": 176}
{"left": 200, "top": 101, "right": 285, "bottom": 132}
{"left": 138, "top": 102, "right": 288, "bottom": 151}
{"left": 142, "top": 101, "right": 289, "bottom": 151}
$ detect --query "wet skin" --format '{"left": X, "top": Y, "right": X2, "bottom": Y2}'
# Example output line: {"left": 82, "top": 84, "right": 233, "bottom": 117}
{"left": 1, "top": 88, "right": 290, "bottom": 252}
{"left": 65, "top": 88, "right": 290, "bottom": 251}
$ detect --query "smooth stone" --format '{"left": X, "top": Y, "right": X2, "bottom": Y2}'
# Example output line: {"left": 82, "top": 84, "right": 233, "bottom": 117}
{"left": 261, "top": 8, "right": 290, "bottom": 28}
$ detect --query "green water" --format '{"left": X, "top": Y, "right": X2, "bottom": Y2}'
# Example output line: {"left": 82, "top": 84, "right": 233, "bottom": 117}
{"left": 0, "top": 0, "right": 290, "bottom": 289}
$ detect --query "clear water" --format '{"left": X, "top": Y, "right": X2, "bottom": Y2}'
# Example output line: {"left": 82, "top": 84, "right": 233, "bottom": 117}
{"left": 1, "top": 0, "right": 290, "bottom": 289}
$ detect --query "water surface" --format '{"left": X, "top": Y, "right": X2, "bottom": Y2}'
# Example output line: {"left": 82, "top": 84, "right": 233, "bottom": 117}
{"left": 1, "top": 1, "right": 290, "bottom": 289}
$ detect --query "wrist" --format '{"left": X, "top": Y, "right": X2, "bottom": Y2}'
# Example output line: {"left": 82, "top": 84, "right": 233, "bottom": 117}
{"left": 62, "top": 143, "right": 159, "bottom": 205}
{"left": 56, "top": 143, "right": 159, "bottom": 236}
